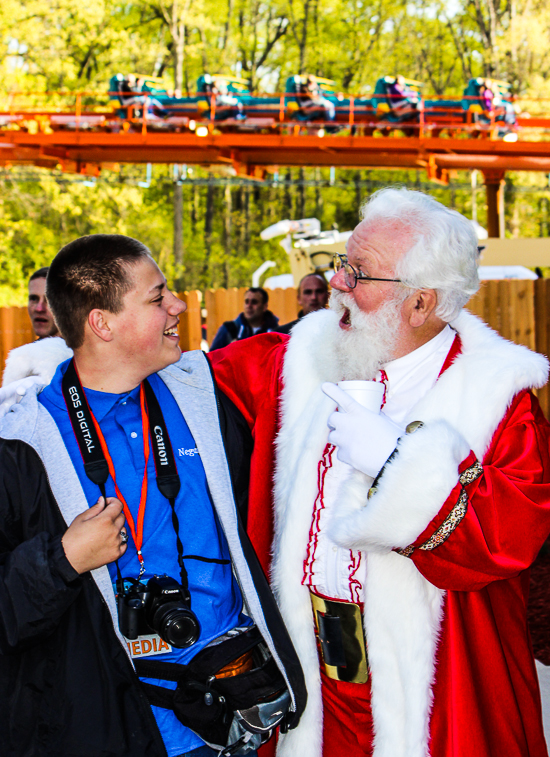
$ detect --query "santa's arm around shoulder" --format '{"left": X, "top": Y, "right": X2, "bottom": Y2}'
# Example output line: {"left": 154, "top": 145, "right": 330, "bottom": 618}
{"left": 207, "top": 333, "right": 288, "bottom": 428}
{"left": 1, "top": 338, "right": 73, "bottom": 416}
{"left": 1, "top": 335, "right": 286, "bottom": 425}
{"left": 329, "top": 389, "right": 550, "bottom": 592}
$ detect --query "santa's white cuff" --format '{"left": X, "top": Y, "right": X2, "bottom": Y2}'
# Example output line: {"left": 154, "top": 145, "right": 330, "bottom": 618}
{"left": 328, "top": 420, "right": 471, "bottom": 552}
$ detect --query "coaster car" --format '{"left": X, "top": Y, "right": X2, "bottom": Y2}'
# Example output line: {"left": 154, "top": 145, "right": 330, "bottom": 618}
{"left": 424, "top": 78, "right": 516, "bottom": 136}
{"left": 108, "top": 73, "right": 169, "bottom": 119}
{"left": 285, "top": 75, "right": 337, "bottom": 122}
{"left": 105, "top": 71, "right": 517, "bottom": 138}
{"left": 371, "top": 76, "right": 424, "bottom": 123}
{"left": 462, "top": 78, "right": 516, "bottom": 131}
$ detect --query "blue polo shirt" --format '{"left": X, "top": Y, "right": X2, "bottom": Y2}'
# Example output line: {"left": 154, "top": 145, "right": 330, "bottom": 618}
{"left": 40, "top": 359, "right": 250, "bottom": 756}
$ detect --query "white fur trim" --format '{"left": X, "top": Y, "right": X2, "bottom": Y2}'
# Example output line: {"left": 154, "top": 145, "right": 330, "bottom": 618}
{"left": 273, "top": 307, "right": 549, "bottom": 757}
{"left": 272, "top": 312, "right": 344, "bottom": 757}
{"left": 420, "top": 310, "right": 548, "bottom": 458}
{"left": 365, "top": 552, "right": 444, "bottom": 757}
{"left": 329, "top": 421, "right": 471, "bottom": 551}
{"left": 2, "top": 337, "right": 72, "bottom": 386}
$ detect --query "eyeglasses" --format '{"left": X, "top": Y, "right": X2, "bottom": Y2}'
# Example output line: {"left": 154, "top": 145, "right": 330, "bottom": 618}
{"left": 333, "top": 254, "right": 402, "bottom": 289}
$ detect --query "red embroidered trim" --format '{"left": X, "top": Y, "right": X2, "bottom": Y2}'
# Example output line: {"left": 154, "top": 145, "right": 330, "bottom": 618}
{"left": 348, "top": 551, "right": 363, "bottom": 604}
{"left": 378, "top": 369, "right": 389, "bottom": 408}
{"left": 304, "top": 444, "right": 364, "bottom": 603}
{"left": 303, "top": 443, "right": 335, "bottom": 586}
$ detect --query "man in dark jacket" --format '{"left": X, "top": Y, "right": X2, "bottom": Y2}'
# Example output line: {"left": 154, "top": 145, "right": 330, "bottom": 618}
{"left": 275, "top": 274, "right": 329, "bottom": 335}
{"left": 0, "top": 235, "right": 305, "bottom": 757}
{"left": 209, "top": 288, "right": 279, "bottom": 351}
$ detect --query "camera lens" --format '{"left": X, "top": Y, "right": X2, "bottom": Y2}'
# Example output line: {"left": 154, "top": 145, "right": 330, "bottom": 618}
{"left": 153, "top": 603, "right": 201, "bottom": 648}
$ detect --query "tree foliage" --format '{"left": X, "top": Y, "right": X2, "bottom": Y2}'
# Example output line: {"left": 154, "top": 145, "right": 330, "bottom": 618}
{"left": 1, "top": 0, "right": 550, "bottom": 302}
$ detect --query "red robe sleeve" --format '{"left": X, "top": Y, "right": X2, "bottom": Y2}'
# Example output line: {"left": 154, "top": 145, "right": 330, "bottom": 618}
{"left": 410, "top": 390, "right": 550, "bottom": 591}
{"left": 207, "top": 334, "right": 288, "bottom": 575}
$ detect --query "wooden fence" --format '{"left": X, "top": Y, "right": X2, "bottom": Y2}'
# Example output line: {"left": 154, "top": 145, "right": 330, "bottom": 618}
{"left": 2, "top": 280, "right": 550, "bottom": 417}
{"left": 204, "top": 287, "right": 299, "bottom": 343}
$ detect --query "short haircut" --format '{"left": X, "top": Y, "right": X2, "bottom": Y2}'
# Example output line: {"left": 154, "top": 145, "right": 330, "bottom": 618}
{"left": 360, "top": 187, "right": 480, "bottom": 322}
{"left": 47, "top": 234, "right": 152, "bottom": 349}
{"left": 246, "top": 287, "right": 269, "bottom": 305}
{"left": 29, "top": 267, "right": 49, "bottom": 284}
{"left": 299, "top": 273, "right": 328, "bottom": 292}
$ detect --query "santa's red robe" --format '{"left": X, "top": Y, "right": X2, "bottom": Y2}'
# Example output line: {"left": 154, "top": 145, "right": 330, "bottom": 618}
{"left": 209, "top": 308, "right": 550, "bottom": 757}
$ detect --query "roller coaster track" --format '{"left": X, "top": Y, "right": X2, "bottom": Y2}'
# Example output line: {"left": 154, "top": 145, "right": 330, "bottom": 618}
{"left": 2, "top": 84, "right": 549, "bottom": 237}
{"left": 2, "top": 125, "right": 550, "bottom": 182}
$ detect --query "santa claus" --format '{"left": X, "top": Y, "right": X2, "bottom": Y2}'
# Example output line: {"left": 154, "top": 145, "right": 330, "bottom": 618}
{"left": 211, "top": 188, "right": 550, "bottom": 757}
{"left": 3, "top": 188, "right": 550, "bottom": 757}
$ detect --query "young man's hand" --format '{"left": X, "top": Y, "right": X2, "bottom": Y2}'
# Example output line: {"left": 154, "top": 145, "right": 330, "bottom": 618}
{"left": 62, "top": 497, "right": 128, "bottom": 574}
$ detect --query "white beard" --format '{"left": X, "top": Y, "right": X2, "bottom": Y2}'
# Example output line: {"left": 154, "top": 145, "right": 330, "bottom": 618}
{"left": 329, "top": 289, "right": 402, "bottom": 380}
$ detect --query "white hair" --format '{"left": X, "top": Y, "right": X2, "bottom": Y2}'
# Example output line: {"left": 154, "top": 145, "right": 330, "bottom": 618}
{"left": 360, "top": 187, "right": 480, "bottom": 322}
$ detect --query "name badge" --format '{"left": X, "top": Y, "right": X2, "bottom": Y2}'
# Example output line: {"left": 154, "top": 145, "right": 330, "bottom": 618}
{"left": 124, "top": 634, "right": 172, "bottom": 658}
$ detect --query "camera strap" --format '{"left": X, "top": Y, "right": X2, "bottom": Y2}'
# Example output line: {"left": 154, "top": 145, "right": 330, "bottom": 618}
{"left": 62, "top": 358, "right": 151, "bottom": 577}
{"left": 61, "top": 359, "right": 228, "bottom": 596}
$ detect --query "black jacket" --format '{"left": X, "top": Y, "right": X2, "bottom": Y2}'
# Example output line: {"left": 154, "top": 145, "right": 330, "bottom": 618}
{"left": 0, "top": 354, "right": 306, "bottom": 756}
{"left": 209, "top": 311, "right": 280, "bottom": 351}
{"left": 274, "top": 311, "right": 305, "bottom": 335}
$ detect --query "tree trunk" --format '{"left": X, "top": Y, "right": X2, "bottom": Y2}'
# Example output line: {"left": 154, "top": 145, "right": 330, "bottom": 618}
{"left": 224, "top": 184, "right": 232, "bottom": 287}
{"left": 297, "top": 168, "right": 305, "bottom": 218}
{"left": 244, "top": 186, "right": 250, "bottom": 255}
{"left": 284, "top": 169, "right": 293, "bottom": 216}
{"left": 173, "top": 168, "right": 184, "bottom": 288}
{"left": 174, "top": 22, "right": 184, "bottom": 91}
{"left": 191, "top": 184, "right": 198, "bottom": 230}
{"left": 202, "top": 181, "right": 215, "bottom": 281}
{"left": 354, "top": 171, "right": 361, "bottom": 214}
{"left": 299, "top": 0, "right": 311, "bottom": 74}
{"left": 315, "top": 167, "right": 323, "bottom": 222}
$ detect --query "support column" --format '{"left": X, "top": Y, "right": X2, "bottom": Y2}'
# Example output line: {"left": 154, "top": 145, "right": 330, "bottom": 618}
{"left": 482, "top": 169, "right": 506, "bottom": 237}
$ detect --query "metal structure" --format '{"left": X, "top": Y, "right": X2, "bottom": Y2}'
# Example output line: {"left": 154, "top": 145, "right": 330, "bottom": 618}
{"left": 1, "top": 87, "right": 550, "bottom": 237}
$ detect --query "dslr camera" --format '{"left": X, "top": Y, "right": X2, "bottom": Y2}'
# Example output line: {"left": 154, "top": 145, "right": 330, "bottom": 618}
{"left": 117, "top": 574, "right": 201, "bottom": 648}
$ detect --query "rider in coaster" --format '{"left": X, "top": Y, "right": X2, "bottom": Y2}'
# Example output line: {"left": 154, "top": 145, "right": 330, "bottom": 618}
{"left": 299, "top": 75, "right": 335, "bottom": 122}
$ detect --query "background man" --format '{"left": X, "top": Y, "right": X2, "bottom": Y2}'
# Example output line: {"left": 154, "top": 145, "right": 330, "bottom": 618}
{"left": 28, "top": 266, "right": 59, "bottom": 338}
{"left": 276, "top": 273, "right": 329, "bottom": 334}
{"left": 0, "top": 235, "right": 305, "bottom": 757}
{"left": 209, "top": 287, "right": 279, "bottom": 350}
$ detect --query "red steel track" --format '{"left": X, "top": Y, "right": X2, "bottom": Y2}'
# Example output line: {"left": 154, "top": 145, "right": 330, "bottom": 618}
{"left": 1, "top": 129, "right": 550, "bottom": 182}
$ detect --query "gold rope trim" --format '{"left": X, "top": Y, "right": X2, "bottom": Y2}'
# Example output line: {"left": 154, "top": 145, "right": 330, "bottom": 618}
{"left": 418, "top": 489, "right": 468, "bottom": 551}
{"left": 396, "top": 459, "right": 482, "bottom": 558}
{"left": 459, "top": 459, "right": 483, "bottom": 486}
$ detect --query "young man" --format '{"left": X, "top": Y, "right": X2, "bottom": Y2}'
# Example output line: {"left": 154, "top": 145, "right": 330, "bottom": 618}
{"left": 275, "top": 273, "right": 329, "bottom": 334}
{"left": 27, "top": 266, "right": 59, "bottom": 339}
{"left": 209, "top": 288, "right": 279, "bottom": 351}
{"left": 0, "top": 235, "right": 305, "bottom": 757}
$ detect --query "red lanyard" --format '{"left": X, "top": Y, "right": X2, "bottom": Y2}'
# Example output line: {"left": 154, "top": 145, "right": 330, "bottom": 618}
{"left": 88, "top": 384, "right": 150, "bottom": 574}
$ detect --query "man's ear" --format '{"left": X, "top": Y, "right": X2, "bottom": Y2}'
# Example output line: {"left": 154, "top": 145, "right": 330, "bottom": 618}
{"left": 406, "top": 289, "right": 438, "bottom": 328}
{"left": 87, "top": 309, "right": 114, "bottom": 342}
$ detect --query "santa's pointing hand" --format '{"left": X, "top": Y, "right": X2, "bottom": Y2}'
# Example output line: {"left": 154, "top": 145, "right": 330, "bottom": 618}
{"left": 322, "top": 382, "right": 405, "bottom": 479}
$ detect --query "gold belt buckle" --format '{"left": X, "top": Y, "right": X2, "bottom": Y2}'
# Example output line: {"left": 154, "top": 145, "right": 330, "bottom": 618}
{"left": 310, "top": 591, "right": 369, "bottom": 684}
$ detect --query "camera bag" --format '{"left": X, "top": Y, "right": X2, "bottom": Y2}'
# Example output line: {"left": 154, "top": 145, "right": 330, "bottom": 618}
{"left": 134, "top": 624, "right": 290, "bottom": 755}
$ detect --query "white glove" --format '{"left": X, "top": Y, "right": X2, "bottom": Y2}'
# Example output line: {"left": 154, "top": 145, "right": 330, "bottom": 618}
{"left": 322, "top": 382, "right": 405, "bottom": 478}
{"left": 0, "top": 375, "right": 46, "bottom": 419}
